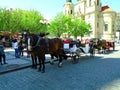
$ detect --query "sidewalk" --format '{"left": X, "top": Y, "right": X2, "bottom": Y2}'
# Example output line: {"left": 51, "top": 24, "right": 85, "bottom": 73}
{"left": 0, "top": 48, "right": 33, "bottom": 74}
{"left": 0, "top": 48, "right": 52, "bottom": 74}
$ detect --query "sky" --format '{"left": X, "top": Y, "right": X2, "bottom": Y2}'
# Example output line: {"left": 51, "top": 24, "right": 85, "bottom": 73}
{"left": 0, "top": 0, "right": 119, "bottom": 20}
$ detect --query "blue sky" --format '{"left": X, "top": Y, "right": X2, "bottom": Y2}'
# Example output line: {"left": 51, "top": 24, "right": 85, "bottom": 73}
{"left": 0, "top": 0, "right": 119, "bottom": 20}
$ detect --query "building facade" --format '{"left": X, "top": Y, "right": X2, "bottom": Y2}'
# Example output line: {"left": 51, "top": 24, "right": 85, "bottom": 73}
{"left": 64, "top": 0, "right": 117, "bottom": 41}
{"left": 116, "top": 13, "right": 120, "bottom": 40}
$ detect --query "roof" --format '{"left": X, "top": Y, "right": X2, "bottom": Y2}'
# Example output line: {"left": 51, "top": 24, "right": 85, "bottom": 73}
{"left": 102, "top": 5, "right": 115, "bottom": 12}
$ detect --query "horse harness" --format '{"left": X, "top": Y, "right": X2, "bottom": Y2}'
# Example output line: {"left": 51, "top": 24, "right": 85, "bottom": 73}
{"left": 29, "top": 35, "right": 50, "bottom": 51}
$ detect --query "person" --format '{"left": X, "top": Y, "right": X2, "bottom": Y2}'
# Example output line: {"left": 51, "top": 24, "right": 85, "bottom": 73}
{"left": 12, "top": 39, "right": 20, "bottom": 58}
{"left": 0, "top": 38, "right": 7, "bottom": 65}
{"left": 18, "top": 37, "right": 24, "bottom": 56}
{"left": 2, "top": 36, "right": 5, "bottom": 47}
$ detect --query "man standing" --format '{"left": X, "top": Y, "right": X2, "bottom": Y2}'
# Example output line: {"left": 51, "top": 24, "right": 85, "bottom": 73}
{"left": 0, "top": 38, "right": 7, "bottom": 65}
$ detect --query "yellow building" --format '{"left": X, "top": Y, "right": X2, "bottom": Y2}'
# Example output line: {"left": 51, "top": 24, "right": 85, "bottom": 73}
{"left": 64, "top": 0, "right": 116, "bottom": 41}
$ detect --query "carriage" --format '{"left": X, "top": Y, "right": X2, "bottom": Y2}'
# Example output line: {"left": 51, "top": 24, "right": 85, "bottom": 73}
{"left": 63, "top": 39, "right": 81, "bottom": 63}
{"left": 63, "top": 39, "right": 95, "bottom": 63}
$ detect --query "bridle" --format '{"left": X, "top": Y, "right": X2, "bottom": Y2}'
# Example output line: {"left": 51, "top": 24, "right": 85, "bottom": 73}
{"left": 28, "top": 34, "right": 42, "bottom": 50}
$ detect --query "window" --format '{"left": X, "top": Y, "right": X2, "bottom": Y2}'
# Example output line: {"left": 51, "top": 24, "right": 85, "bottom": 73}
{"left": 97, "top": 22, "right": 99, "bottom": 28}
{"left": 97, "top": 0, "right": 99, "bottom": 5}
{"left": 71, "top": 10, "right": 72, "bottom": 14}
{"left": 105, "top": 24, "right": 108, "bottom": 31}
{"left": 89, "top": 0, "right": 92, "bottom": 6}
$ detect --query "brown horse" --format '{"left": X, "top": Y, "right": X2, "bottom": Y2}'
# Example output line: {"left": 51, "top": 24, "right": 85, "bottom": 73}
{"left": 21, "top": 31, "right": 38, "bottom": 69}
{"left": 27, "top": 34, "right": 66, "bottom": 73}
{"left": 90, "top": 38, "right": 107, "bottom": 53}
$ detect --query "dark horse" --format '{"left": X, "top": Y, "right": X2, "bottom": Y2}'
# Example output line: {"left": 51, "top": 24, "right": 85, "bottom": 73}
{"left": 90, "top": 38, "right": 107, "bottom": 53}
{"left": 26, "top": 33, "right": 66, "bottom": 73}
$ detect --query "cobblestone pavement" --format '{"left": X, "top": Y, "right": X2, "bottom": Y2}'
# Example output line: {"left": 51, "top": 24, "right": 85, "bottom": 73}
{"left": 0, "top": 48, "right": 51, "bottom": 74}
{"left": 0, "top": 44, "right": 120, "bottom": 90}
{"left": 0, "top": 48, "right": 32, "bottom": 74}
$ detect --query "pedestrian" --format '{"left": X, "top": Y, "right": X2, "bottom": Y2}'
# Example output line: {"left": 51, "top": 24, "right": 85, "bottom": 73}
{"left": 0, "top": 38, "right": 7, "bottom": 65}
{"left": 18, "top": 37, "right": 24, "bottom": 56}
{"left": 12, "top": 39, "right": 20, "bottom": 58}
{"left": 2, "top": 36, "right": 6, "bottom": 47}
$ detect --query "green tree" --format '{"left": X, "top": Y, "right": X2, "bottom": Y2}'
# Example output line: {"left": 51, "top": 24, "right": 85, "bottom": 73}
{"left": 21, "top": 10, "right": 44, "bottom": 33}
{"left": 0, "top": 8, "right": 11, "bottom": 32}
{"left": 71, "top": 17, "right": 92, "bottom": 40}
{"left": 48, "top": 13, "right": 72, "bottom": 37}
{"left": 0, "top": 8, "right": 44, "bottom": 34}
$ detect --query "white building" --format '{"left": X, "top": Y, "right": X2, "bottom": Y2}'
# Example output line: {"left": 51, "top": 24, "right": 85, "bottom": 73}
{"left": 64, "top": 0, "right": 117, "bottom": 41}
{"left": 116, "top": 13, "right": 120, "bottom": 41}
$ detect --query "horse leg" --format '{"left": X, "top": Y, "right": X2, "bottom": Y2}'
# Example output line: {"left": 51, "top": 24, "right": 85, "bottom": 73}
{"left": 34, "top": 56, "right": 37, "bottom": 69}
{"left": 58, "top": 55, "right": 62, "bottom": 68}
{"left": 38, "top": 57, "right": 42, "bottom": 72}
{"left": 31, "top": 55, "right": 35, "bottom": 68}
{"left": 41, "top": 58, "right": 45, "bottom": 73}
{"left": 50, "top": 54, "right": 55, "bottom": 65}
{"left": 38, "top": 56, "right": 45, "bottom": 73}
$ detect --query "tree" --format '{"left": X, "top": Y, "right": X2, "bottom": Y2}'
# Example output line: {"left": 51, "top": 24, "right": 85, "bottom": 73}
{"left": 48, "top": 13, "right": 72, "bottom": 37}
{"left": 20, "top": 9, "right": 44, "bottom": 33}
{"left": 71, "top": 17, "right": 92, "bottom": 40}
{"left": 0, "top": 8, "right": 44, "bottom": 34}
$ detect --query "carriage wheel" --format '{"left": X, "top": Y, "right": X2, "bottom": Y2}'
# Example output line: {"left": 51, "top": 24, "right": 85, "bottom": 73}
{"left": 71, "top": 56, "right": 78, "bottom": 64}
{"left": 90, "top": 49, "right": 95, "bottom": 57}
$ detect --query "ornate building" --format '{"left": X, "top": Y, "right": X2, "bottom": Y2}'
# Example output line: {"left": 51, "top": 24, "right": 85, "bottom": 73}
{"left": 63, "top": 0, "right": 116, "bottom": 40}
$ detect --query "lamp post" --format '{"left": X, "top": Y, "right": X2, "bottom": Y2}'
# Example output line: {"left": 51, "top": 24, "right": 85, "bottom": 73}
{"left": 39, "top": 19, "right": 48, "bottom": 32}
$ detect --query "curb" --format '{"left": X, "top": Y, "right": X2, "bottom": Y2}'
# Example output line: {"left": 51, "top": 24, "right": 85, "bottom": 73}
{"left": 0, "top": 60, "right": 58, "bottom": 75}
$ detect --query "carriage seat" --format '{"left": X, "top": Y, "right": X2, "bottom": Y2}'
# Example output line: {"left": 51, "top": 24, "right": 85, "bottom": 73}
{"left": 79, "top": 44, "right": 90, "bottom": 53}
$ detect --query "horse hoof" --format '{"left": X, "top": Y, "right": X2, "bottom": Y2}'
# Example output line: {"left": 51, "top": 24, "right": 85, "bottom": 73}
{"left": 38, "top": 69, "right": 41, "bottom": 72}
{"left": 41, "top": 70, "right": 45, "bottom": 73}
{"left": 50, "top": 62, "right": 54, "bottom": 65}
{"left": 34, "top": 67, "right": 37, "bottom": 69}
{"left": 31, "top": 66, "right": 34, "bottom": 68}
{"left": 58, "top": 65, "right": 62, "bottom": 68}
{"left": 58, "top": 64, "right": 62, "bottom": 68}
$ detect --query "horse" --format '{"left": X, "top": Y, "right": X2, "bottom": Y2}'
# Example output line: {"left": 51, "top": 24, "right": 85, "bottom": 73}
{"left": 90, "top": 38, "right": 107, "bottom": 54}
{"left": 25, "top": 33, "right": 67, "bottom": 73}
{"left": 21, "top": 31, "right": 38, "bottom": 68}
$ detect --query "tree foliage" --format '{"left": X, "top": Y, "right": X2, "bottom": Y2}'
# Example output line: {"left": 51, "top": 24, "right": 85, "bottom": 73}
{"left": 71, "top": 17, "right": 92, "bottom": 39}
{"left": 48, "top": 12, "right": 92, "bottom": 39}
{"left": 0, "top": 8, "right": 44, "bottom": 34}
{"left": 0, "top": 7, "right": 92, "bottom": 39}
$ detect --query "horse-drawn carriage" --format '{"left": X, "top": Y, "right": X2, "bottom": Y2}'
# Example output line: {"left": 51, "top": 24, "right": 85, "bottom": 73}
{"left": 90, "top": 38, "right": 115, "bottom": 53}
{"left": 63, "top": 38, "right": 95, "bottom": 63}
{"left": 63, "top": 39, "right": 81, "bottom": 63}
{"left": 22, "top": 31, "right": 95, "bottom": 73}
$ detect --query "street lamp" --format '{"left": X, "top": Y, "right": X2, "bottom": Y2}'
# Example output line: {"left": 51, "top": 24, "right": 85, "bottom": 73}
{"left": 39, "top": 19, "right": 48, "bottom": 32}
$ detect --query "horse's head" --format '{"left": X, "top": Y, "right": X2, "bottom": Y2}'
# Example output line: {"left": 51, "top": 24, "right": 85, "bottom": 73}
{"left": 27, "top": 34, "right": 41, "bottom": 51}
{"left": 22, "top": 30, "right": 30, "bottom": 47}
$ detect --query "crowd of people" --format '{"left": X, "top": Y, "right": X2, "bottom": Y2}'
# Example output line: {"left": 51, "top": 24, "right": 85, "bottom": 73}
{"left": 0, "top": 35, "right": 28, "bottom": 65}
{"left": 12, "top": 37, "right": 24, "bottom": 58}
